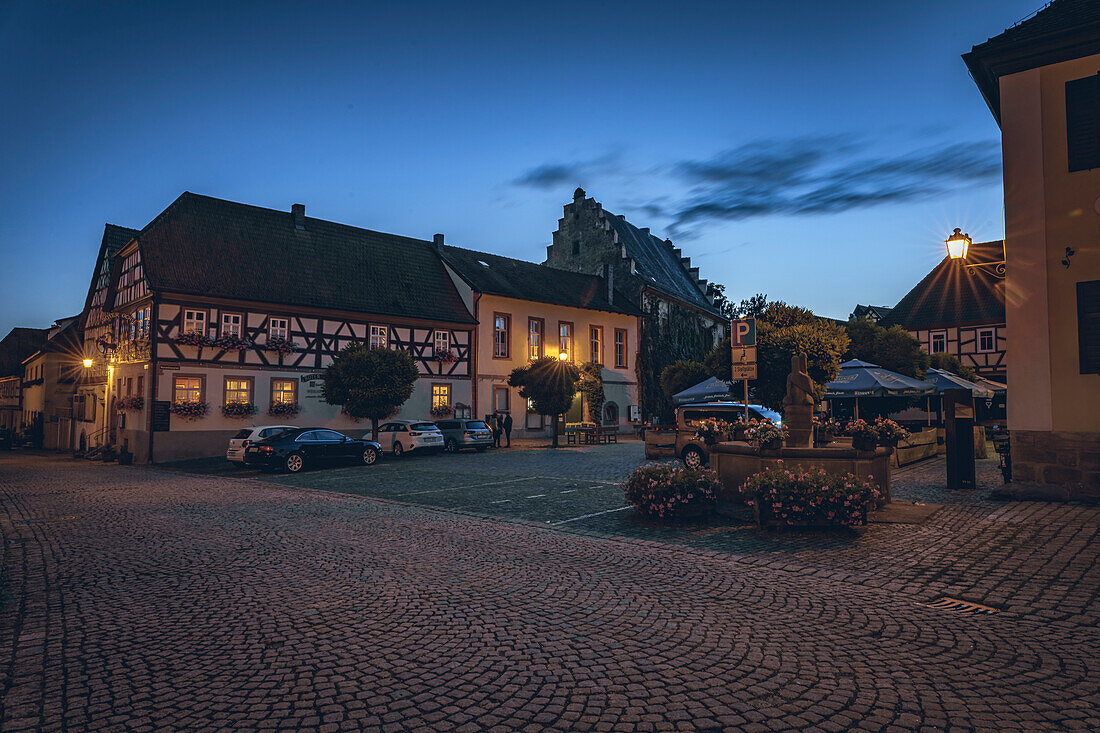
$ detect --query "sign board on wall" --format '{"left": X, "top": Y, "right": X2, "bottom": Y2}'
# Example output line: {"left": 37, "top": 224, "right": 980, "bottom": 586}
{"left": 301, "top": 373, "right": 325, "bottom": 400}
{"left": 151, "top": 401, "right": 171, "bottom": 432}
{"left": 629, "top": 405, "right": 641, "bottom": 422}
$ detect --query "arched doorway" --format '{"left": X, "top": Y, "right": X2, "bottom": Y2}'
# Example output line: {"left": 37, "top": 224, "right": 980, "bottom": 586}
{"left": 603, "top": 401, "right": 619, "bottom": 425}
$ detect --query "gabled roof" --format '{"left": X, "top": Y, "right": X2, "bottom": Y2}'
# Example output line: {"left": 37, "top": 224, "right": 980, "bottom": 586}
{"left": 850, "top": 304, "right": 894, "bottom": 321}
{"left": 601, "top": 209, "right": 723, "bottom": 317}
{"left": 441, "top": 245, "right": 640, "bottom": 315}
{"left": 0, "top": 328, "right": 49, "bottom": 377}
{"left": 964, "top": 0, "right": 1100, "bottom": 124}
{"left": 881, "top": 241, "right": 1006, "bottom": 329}
{"left": 131, "top": 192, "right": 476, "bottom": 324}
{"left": 80, "top": 223, "right": 139, "bottom": 328}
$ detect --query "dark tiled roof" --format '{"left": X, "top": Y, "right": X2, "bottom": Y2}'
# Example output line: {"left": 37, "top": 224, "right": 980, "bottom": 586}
{"left": 964, "top": 0, "right": 1100, "bottom": 123}
{"left": 81, "top": 224, "right": 139, "bottom": 318}
{"left": 601, "top": 211, "right": 722, "bottom": 316}
{"left": 0, "top": 328, "right": 49, "bottom": 377}
{"left": 441, "top": 245, "right": 640, "bottom": 315}
{"left": 881, "top": 241, "right": 1006, "bottom": 329}
{"left": 851, "top": 304, "right": 894, "bottom": 321}
{"left": 134, "top": 193, "right": 476, "bottom": 324}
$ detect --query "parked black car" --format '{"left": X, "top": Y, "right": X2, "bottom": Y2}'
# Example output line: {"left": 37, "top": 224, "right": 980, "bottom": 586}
{"left": 243, "top": 427, "right": 382, "bottom": 473}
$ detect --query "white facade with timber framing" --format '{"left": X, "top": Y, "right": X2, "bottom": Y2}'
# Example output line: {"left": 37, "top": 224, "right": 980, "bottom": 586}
{"left": 81, "top": 192, "right": 477, "bottom": 463}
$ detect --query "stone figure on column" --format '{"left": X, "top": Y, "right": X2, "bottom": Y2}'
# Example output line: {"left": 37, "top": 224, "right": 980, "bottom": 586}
{"left": 782, "top": 353, "right": 815, "bottom": 448}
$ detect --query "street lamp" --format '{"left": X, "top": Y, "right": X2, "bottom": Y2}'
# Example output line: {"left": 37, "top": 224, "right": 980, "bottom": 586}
{"left": 82, "top": 358, "right": 93, "bottom": 368}
{"left": 558, "top": 350, "right": 569, "bottom": 361}
{"left": 945, "top": 228, "right": 971, "bottom": 260}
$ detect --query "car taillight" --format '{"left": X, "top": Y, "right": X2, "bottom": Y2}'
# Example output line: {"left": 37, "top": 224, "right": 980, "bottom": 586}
{"left": 409, "top": 432, "right": 422, "bottom": 437}
{"left": 260, "top": 446, "right": 273, "bottom": 453}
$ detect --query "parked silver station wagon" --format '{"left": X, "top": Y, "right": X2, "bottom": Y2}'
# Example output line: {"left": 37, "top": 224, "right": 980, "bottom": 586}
{"left": 433, "top": 419, "right": 493, "bottom": 453}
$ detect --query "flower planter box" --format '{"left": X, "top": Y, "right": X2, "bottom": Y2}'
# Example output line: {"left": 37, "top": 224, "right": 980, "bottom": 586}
{"left": 753, "top": 501, "right": 869, "bottom": 529}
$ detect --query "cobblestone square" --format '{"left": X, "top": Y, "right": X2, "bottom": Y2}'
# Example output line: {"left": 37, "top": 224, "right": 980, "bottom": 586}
{"left": 2, "top": 451, "right": 1098, "bottom": 731}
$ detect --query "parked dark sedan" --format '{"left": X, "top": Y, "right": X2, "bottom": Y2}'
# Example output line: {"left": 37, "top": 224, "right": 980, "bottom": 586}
{"left": 243, "top": 427, "right": 382, "bottom": 473}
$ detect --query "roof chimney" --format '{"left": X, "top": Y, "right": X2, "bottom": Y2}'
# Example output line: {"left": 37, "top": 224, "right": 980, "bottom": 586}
{"left": 292, "top": 203, "right": 305, "bottom": 230}
{"left": 604, "top": 263, "right": 614, "bottom": 306}
{"left": 433, "top": 233, "right": 444, "bottom": 252}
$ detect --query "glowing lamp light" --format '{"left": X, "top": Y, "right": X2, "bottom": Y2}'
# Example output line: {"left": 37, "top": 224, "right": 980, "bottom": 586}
{"left": 558, "top": 350, "right": 569, "bottom": 361}
{"left": 82, "top": 358, "right": 93, "bottom": 368}
{"left": 945, "top": 227, "right": 971, "bottom": 260}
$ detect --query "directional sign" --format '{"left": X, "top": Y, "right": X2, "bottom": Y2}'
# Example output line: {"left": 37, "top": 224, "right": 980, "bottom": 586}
{"left": 731, "top": 317, "right": 756, "bottom": 347}
{"left": 731, "top": 364, "right": 758, "bottom": 380}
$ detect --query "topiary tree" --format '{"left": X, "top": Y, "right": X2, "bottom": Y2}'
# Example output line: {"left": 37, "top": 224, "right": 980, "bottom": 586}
{"left": 508, "top": 356, "right": 579, "bottom": 448}
{"left": 659, "top": 360, "right": 710, "bottom": 411}
{"left": 930, "top": 351, "right": 976, "bottom": 380}
{"left": 323, "top": 343, "right": 419, "bottom": 440}
{"left": 578, "top": 362, "right": 605, "bottom": 423}
{"left": 845, "top": 318, "right": 930, "bottom": 378}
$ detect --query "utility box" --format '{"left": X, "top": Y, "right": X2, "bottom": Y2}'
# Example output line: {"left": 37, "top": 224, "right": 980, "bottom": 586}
{"left": 944, "top": 388, "right": 976, "bottom": 490}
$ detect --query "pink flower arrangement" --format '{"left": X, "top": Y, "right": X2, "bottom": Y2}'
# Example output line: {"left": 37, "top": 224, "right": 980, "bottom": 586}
{"left": 846, "top": 419, "right": 878, "bottom": 450}
{"left": 693, "top": 417, "right": 732, "bottom": 446}
{"left": 620, "top": 463, "right": 719, "bottom": 519}
{"left": 211, "top": 334, "right": 253, "bottom": 351}
{"left": 745, "top": 419, "right": 788, "bottom": 449}
{"left": 264, "top": 336, "right": 300, "bottom": 354}
{"left": 429, "top": 404, "right": 454, "bottom": 418}
{"left": 222, "top": 401, "right": 258, "bottom": 418}
{"left": 268, "top": 401, "right": 300, "bottom": 417}
{"left": 169, "top": 400, "right": 209, "bottom": 419}
{"left": 873, "top": 417, "right": 907, "bottom": 446}
{"left": 116, "top": 395, "right": 144, "bottom": 412}
{"left": 434, "top": 349, "right": 458, "bottom": 363}
{"left": 741, "top": 462, "right": 881, "bottom": 527}
{"left": 176, "top": 331, "right": 211, "bottom": 347}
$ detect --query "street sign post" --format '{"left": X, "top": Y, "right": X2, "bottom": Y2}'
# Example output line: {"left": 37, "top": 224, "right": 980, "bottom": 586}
{"left": 731, "top": 318, "right": 757, "bottom": 422}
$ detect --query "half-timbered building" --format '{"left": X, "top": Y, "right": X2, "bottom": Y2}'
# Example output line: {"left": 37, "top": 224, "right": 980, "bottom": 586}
{"left": 83, "top": 192, "right": 476, "bottom": 462}
{"left": 881, "top": 240, "right": 1007, "bottom": 382}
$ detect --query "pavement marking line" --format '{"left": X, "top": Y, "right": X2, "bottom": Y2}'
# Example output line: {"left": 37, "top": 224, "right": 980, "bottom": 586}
{"left": 526, "top": 494, "right": 547, "bottom": 499}
{"left": 490, "top": 499, "right": 512, "bottom": 504}
{"left": 551, "top": 505, "right": 633, "bottom": 525}
{"left": 560, "top": 489, "right": 576, "bottom": 494}
{"left": 397, "top": 477, "right": 540, "bottom": 496}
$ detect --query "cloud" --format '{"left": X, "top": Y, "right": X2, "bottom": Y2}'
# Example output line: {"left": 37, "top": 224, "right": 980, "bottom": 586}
{"left": 512, "top": 151, "right": 622, "bottom": 189}
{"left": 666, "top": 137, "right": 1001, "bottom": 236}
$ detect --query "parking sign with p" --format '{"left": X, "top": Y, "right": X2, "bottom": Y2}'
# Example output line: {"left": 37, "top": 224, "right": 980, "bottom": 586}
{"left": 732, "top": 317, "right": 756, "bottom": 347}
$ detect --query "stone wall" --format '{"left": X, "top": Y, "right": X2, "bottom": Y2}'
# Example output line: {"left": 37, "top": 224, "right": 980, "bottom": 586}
{"left": 1011, "top": 430, "right": 1100, "bottom": 499}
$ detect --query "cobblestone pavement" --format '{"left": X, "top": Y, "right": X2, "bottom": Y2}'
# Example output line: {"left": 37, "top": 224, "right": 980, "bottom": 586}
{"left": 2, "top": 454, "right": 1099, "bottom": 732}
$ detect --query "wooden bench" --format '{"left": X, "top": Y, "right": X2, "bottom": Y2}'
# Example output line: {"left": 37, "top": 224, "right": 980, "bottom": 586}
{"left": 597, "top": 426, "right": 618, "bottom": 444}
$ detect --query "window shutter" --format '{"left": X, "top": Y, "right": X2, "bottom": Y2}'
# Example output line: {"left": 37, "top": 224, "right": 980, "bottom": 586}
{"left": 1078, "top": 281, "right": 1100, "bottom": 374}
{"left": 1066, "top": 73, "right": 1100, "bottom": 173}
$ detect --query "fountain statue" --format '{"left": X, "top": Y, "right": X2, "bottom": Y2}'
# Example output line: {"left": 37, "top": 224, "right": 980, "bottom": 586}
{"left": 782, "top": 353, "right": 815, "bottom": 448}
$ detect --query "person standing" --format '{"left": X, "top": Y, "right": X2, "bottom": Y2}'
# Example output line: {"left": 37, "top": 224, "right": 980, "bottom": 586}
{"left": 503, "top": 412, "right": 513, "bottom": 448}
{"left": 494, "top": 413, "right": 505, "bottom": 448}
{"left": 485, "top": 414, "right": 498, "bottom": 448}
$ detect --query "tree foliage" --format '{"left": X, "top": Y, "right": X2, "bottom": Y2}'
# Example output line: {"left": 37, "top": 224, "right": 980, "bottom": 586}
{"left": 706, "top": 299, "right": 849, "bottom": 413}
{"left": 706, "top": 283, "right": 735, "bottom": 319}
{"left": 659, "top": 360, "right": 710, "bottom": 408}
{"left": 509, "top": 356, "right": 580, "bottom": 448}
{"left": 929, "top": 351, "right": 976, "bottom": 380}
{"left": 323, "top": 344, "right": 419, "bottom": 439}
{"left": 844, "top": 318, "right": 930, "bottom": 378}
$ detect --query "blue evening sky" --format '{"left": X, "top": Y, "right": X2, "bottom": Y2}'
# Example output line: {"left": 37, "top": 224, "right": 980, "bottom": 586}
{"left": 0, "top": 0, "right": 1040, "bottom": 336}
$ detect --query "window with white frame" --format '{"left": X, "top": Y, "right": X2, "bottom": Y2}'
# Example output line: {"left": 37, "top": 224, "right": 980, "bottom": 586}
{"left": 183, "top": 309, "right": 206, "bottom": 335}
{"left": 930, "top": 331, "right": 947, "bottom": 353}
{"left": 271, "top": 379, "right": 296, "bottom": 405}
{"left": 431, "top": 383, "right": 451, "bottom": 410}
{"left": 978, "top": 328, "right": 995, "bottom": 353}
{"left": 173, "top": 376, "right": 202, "bottom": 402}
{"left": 369, "top": 325, "right": 388, "bottom": 349}
{"left": 269, "top": 318, "right": 288, "bottom": 340}
{"left": 494, "top": 314, "right": 510, "bottom": 358}
{"left": 224, "top": 377, "right": 251, "bottom": 405}
{"left": 589, "top": 326, "right": 603, "bottom": 364}
{"left": 221, "top": 313, "right": 242, "bottom": 337}
{"left": 434, "top": 330, "right": 450, "bottom": 355}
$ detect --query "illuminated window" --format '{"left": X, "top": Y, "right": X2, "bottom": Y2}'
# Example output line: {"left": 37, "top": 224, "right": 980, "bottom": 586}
{"left": 589, "top": 326, "right": 603, "bottom": 364}
{"left": 224, "top": 377, "right": 251, "bottom": 405}
{"left": 494, "top": 314, "right": 510, "bottom": 358}
{"left": 528, "top": 318, "right": 543, "bottom": 360}
{"left": 432, "top": 383, "right": 451, "bottom": 410}
{"left": 559, "top": 322, "right": 573, "bottom": 362}
{"left": 183, "top": 309, "right": 206, "bottom": 335}
{"left": 269, "top": 318, "right": 288, "bottom": 340}
{"left": 271, "top": 379, "right": 296, "bottom": 405}
{"left": 369, "top": 325, "right": 388, "bottom": 349}
{"left": 173, "top": 376, "right": 202, "bottom": 402}
{"left": 614, "top": 329, "right": 627, "bottom": 368}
